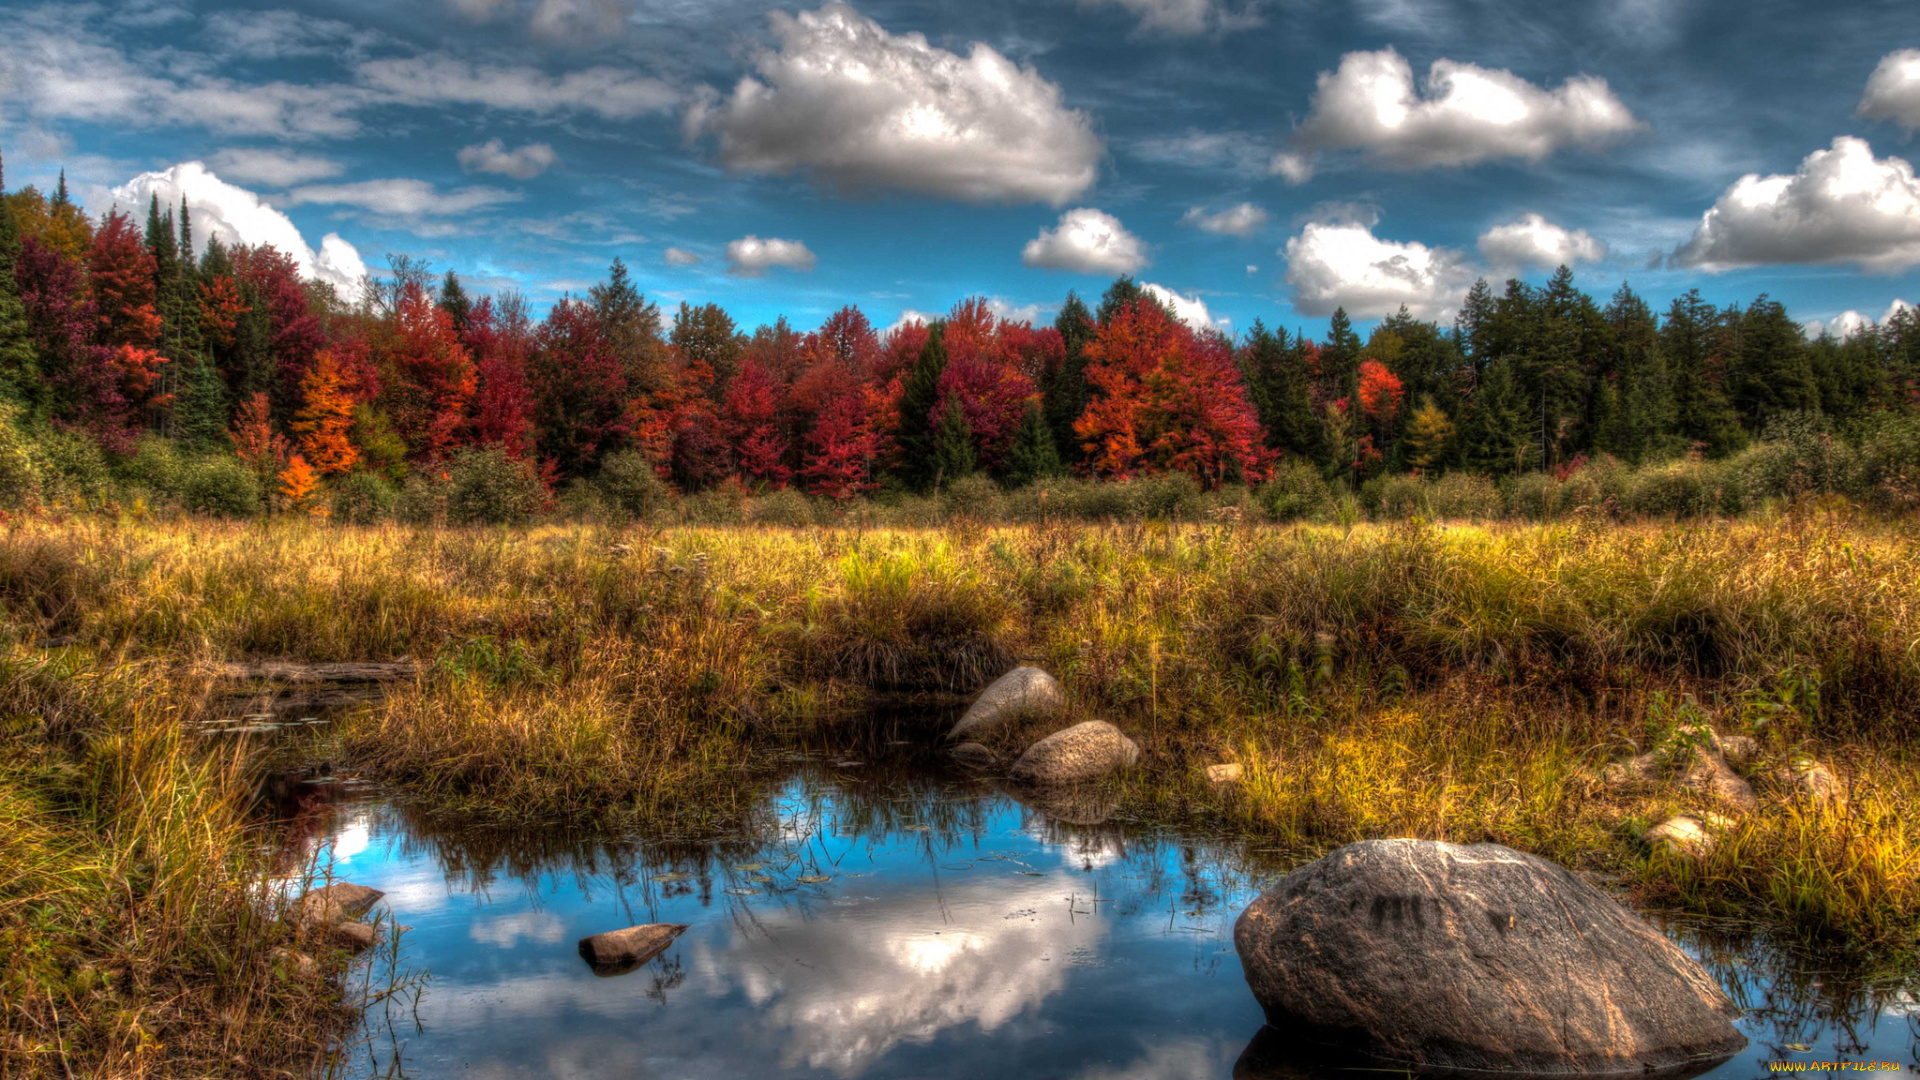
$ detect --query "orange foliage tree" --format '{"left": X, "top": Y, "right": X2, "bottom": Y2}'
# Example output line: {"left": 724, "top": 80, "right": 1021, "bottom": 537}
{"left": 292, "top": 350, "right": 360, "bottom": 475}
{"left": 278, "top": 453, "right": 322, "bottom": 515}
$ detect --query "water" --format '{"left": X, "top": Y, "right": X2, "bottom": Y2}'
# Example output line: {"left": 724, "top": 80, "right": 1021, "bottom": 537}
{"left": 277, "top": 760, "right": 1919, "bottom": 1080}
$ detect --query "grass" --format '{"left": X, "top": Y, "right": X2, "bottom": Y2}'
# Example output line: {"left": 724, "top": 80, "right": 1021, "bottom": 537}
{"left": 2, "top": 511, "right": 1919, "bottom": 1075}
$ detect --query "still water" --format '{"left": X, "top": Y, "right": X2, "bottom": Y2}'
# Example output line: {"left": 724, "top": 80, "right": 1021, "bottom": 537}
{"left": 279, "top": 756, "right": 1919, "bottom": 1080}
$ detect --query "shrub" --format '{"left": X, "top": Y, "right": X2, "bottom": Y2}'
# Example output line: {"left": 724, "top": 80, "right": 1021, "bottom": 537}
{"left": 1427, "top": 472, "right": 1501, "bottom": 520}
{"left": 331, "top": 471, "right": 397, "bottom": 524}
{"left": 1361, "top": 473, "right": 1429, "bottom": 520}
{"left": 750, "top": 487, "right": 816, "bottom": 527}
{"left": 113, "top": 434, "right": 185, "bottom": 502}
{"left": 1502, "top": 472, "right": 1560, "bottom": 521}
{"left": 394, "top": 475, "right": 442, "bottom": 526}
{"left": 180, "top": 455, "right": 262, "bottom": 517}
{"left": 597, "top": 450, "right": 670, "bottom": 522}
{"left": 446, "top": 446, "right": 544, "bottom": 525}
{"left": 943, "top": 474, "right": 1005, "bottom": 521}
{"left": 678, "top": 487, "right": 747, "bottom": 525}
{"left": 1258, "top": 461, "right": 1335, "bottom": 522}
{"left": 1555, "top": 455, "right": 1632, "bottom": 518}
{"left": 0, "top": 402, "right": 39, "bottom": 510}
{"left": 31, "top": 429, "right": 110, "bottom": 508}
{"left": 1625, "top": 459, "right": 1719, "bottom": 518}
{"left": 1844, "top": 415, "right": 1920, "bottom": 514}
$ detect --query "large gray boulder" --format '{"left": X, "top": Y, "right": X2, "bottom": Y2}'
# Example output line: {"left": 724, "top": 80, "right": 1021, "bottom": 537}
{"left": 949, "top": 666, "right": 1064, "bottom": 740}
{"left": 1007, "top": 720, "right": 1139, "bottom": 785}
{"left": 1234, "top": 839, "right": 1744, "bottom": 1076}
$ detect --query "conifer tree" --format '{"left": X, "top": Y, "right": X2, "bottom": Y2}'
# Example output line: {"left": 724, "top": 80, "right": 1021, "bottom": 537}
{"left": 171, "top": 352, "right": 229, "bottom": 448}
{"left": 929, "top": 397, "right": 976, "bottom": 489}
{"left": 1463, "top": 356, "right": 1530, "bottom": 474}
{"left": 1002, "top": 400, "right": 1061, "bottom": 487}
{"left": 439, "top": 270, "right": 473, "bottom": 340}
{"left": 1402, "top": 395, "right": 1455, "bottom": 473}
{"left": 1240, "top": 320, "right": 1317, "bottom": 459}
{"left": 1044, "top": 291, "right": 1094, "bottom": 466}
{"left": 894, "top": 322, "right": 947, "bottom": 492}
{"left": 1322, "top": 307, "right": 1362, "bottom": 405}
{"left": 589, "top": 258, "right": 667, "bottom": 397}
{"left": 0, "top": 149, "right": 36, "bottom": 412}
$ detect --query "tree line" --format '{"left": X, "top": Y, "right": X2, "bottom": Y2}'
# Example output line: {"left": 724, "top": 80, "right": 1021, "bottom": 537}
{"left": 2, "top": 153, "right": 1917, "bottom": 513}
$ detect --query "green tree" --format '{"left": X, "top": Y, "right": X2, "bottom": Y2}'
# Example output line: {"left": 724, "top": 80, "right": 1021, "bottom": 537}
{"left": 1321, "top": 307, "right": 1362, "bottom": 406}
{"left": 1730, "top": 296, "right": 1817, "bottom": 431}
{"left": 1240, "top": 320, "right": 1318, "bottom": 460}
{"left": 671, "top": 301, "right": 744, "bottom": 395}
{"left": 0, "top": 150, "right": 38, "bottom": 414}
{"left": 1662, "top": 289, "right": 1746, "bottom": 455}
{"left": 1402, "top": 395, "right": 1455, "bottom": 473}
{"left": 1001, "top": 400, "right": 1062, "bottom": 487}
{"left": 929, "top": 398, "right": 976, "bottom": 488}
{"left": 894, "top": 323, "right": 948, "bottom": 492}
{"left": 1463, "top": 357, "right": 1530, "bottom": 474}
{"left": 1600, "top": 283, "right": 1675, "bottom": 462}
{"left": 439, "top": 270, "right": 473, "bottom": 339}
{"left": 1044, "top": 291, "right": 1095, "bottom": 466}
{"left": 589, "top": 258, "right": 667, "bottom": 397}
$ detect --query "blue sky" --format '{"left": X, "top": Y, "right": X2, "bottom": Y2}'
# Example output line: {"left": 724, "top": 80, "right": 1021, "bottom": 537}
{"left": 3, "top": 0, "right": 1918, "bottom": 340}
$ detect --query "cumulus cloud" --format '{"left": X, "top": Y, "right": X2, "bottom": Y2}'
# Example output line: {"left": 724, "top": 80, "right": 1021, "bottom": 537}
{"left": 725, "top": 235, "right": 816, "bottom": 276}
{"left": 1283, "top": 213, "right": 1474, "bottom": 319}
{"left": 458, "top": 139, "right": 558, "bottom": 180}
{"left": 1082, "top": 0, "right": 1262, "bottom": 35}
{"left": 686, "top": 2, "right": 1100, "bottom": 205}
{"left": 986, "top": 297, "right": 1048, "bottom": 325}
{"left": 1141, "top": 283, "right": 1227, "bottom": 331}
{"left": 112, "top": 162, "right": 366, "bottom": 301}
{"left": 1021, "top": 208, "right": 1148, "bottom": 274}
{"left": 204, "top": 149, "right": 344, "bottom": 188}
{"left": 1273, "top": 48, "right": 1640, "bottom": 181}
{"left": 1476, "top": 213, "right": 1607, "bottom": 269}
{"left": 886, "top": 308, "right": 936, "bottom": 334}
{"left": 357, "top": 55, "right": 677, "bottom": 120}
{"left": 1804, "top": 299, "right": 1914, "bottom": 341}
{"left": 1180, "top": 202, "right": 1270, "bottom": 237}
{"left": 1673, "top": 137, "right": 1920, "bottom": 274}
{"left": 1859, "top": 49, "right": 1920, "bottom": 132}
{"left": 662, "top": 246, "right": 702, "bottom": 266}
{"left": 286, "top": 179, "right": 522, "bottom": 217}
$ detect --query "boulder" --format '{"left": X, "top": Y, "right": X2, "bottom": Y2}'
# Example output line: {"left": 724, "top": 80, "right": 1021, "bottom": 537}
{"left": 1678, "top": 747, "right": 1758, "bottom": 812}
{"left": 1645, "top": 816, "right": 1716, "bottom": 858}
{"left": 949, "top": 667, "right": 1064, "bottom": 740}
{"left": 1600, "top": 752, "right": 1660, "bottom": 789}
{"left": 950, "top": 742, "right": 999, "bottom": 770}
{"left": 1773, "top": 759, "right": 1845, "bottom": 808}
{"left": 1234, "top": 839, "right": 1744, "bottom": 1076}
{"left": 328, "top": 920, "right": 377, "bottom": 952}
{"left": 1716, "top": 735, "right": 1762, "bottom": 769}
{"left": 1208, "top": 763, "right": 1244, "bottom": 784}
{"left": 299, "top": 882, "right": 384, "bottom": 926}
{"left": 271, "top": 948, "right": 319, "bottom": 980}
{"left": 578, "top": 922, "right": 689, "bottom": 977}
{"left": 1007, "top": 721, "right": 1139, "bottom": 786}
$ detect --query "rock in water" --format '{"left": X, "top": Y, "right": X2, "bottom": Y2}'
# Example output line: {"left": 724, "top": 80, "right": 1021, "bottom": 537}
{"left": 578, "top": 923, "right": 689, "bottom": 977}
{"left": 950, "top": 742, "right": 999, "bottom": 770}
{"left": 1234, "top": 839, "right": 1744, "bottom": 1075}
{"left": 949, "top": 667, "right": 1064, "bottom": 740}
{"left": 299, "top": 882, "right": 384, "bottom": 926}
{"left": 1007, "top": 720, "right": 1139, "bottom": 785}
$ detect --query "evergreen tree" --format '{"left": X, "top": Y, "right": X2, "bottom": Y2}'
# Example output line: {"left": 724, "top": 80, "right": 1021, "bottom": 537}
{"left": 1463, "top": 356, "right": 1530, "bottom": 474}
{"left": 670, "top": 301, "right": 743, "bottom": 394}
{"left": 929, "top": 398, "right": 976, "bottom": 488}
{"left": 1044, "top": 291, "right": 1094, "bottom": 466}
{"left": 1321, "top": 307, "right": 1362, "bottom": 405}
{"left": 1662, "top": 289, "right": 1746, "bottom": 455}
{"left": 439, "top": 270, "right": 473, "bottom": 340}
{"left": 1096, "top": 276, "right": 1148, "bottom": 323}
{"left": 1001, "top": 400, "right": 1061, "bottom": 487}
{"left": 0, "top": 149, "right": 37, "bottom": 413}
{"left": 589, "top": 258, "right": 667, "bottom": 396}
{"left": 1455, "top": 279, "right": 1496, "bottom": 365}
{"left": 1402, "top": 395, "right": 1455, "bottom": 473}
{"left": 1240, "top": 320, "right": 1317, "bottom": 459}
{"left": 1730, "top": 296, "right": 1817, "bottom": 430}
{"left": 1601, "top": 284, "right": 1674, "bottom": 462}
{"left": 171, "top": 352, "right": 229, "bottom": 448}
{"left": 894, "top": 322, "right": 947, "bottom": 492}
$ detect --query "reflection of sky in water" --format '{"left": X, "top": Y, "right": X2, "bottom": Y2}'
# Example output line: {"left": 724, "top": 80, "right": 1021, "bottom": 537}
{"left": 293, "top": 771, "right": 1918, "bottom": 1080}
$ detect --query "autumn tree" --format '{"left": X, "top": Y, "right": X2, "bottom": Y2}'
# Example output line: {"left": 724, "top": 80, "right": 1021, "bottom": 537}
{"left": 530, "top": 298, "right": 627, "bottom": 477}
{"left": 380, "top": 281, "right": 476, "bottom": 459}
{"left": 1402, "top": 395, "right": 1455, "bottom": 473}
{"left": 723, "top": 356, "right": 789, "bottom": 488}
{"left": 291, "top": 349, "right": 360, "bottom": 474}
{"left": 278, "top": 453, "right": 321, "bottom": 515}
{"left": 466, "top": 294, "right": 536, "bottom": 459}
{"left": 231, "top": 391, "right": 289, "bottom": 494}
{"left": 801, "top": 390, "right": 884, "bottom": 500}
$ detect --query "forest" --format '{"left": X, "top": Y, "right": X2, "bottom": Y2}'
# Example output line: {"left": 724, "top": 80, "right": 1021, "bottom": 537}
{"left": 2, "top": 154, "right": 1919, "bottom": 523}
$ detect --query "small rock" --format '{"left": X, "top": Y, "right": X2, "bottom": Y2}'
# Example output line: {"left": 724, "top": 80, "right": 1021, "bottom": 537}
{"left": 1716, "top": 734, "right": 1762, "bottom": 769}
{"left": 328, "top": 920, "right": 376, "bottom": 953}
{"left": 1206, "top": 763, "right": 1243, "bottom": 784}
{"left": 1600, "top": 752, "right": 1660, "bottom": 788}
{"left": 578, "top": 923, "right": 689, "bottom": 977}
{"left": 1679, "top": 746, "right": 1758, "bottom": 812}
{"left": 949, "top": 667, "right": 1065, "bottom": 740}
{"left": 1007, "top": 720, "right": 1139, "bottom": 786}
{"left": 1645, "top": 816, "right": 1715, "bottom": 858}
{"left": 950, "top": 742, "right": 999, "bottom": 770}
{"left": 270, "top": 948, "right": 318, "bottom": 979}
{"left": 1773, "top": 759, "right": 1845, "bottom": 808}
{"left": 299, "top": 882, "right": 384, "bottom": 926}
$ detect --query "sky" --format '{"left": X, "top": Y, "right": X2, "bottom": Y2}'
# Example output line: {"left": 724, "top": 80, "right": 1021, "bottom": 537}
{"left": 1, "top": 0, "right": 1918, "bottom": 341}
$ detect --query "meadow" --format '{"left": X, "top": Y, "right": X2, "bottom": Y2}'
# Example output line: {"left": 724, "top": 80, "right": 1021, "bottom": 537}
{"left": 2, "top": 506, "right": 1918, "bottom": 1076}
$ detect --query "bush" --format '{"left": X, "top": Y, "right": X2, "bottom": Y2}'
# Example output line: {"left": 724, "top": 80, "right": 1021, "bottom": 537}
{"left": 1554, "top": 456, "right": 1632, "bottom": 518}
{"left": 597, "top": 450, "right": 670, "bottom": 522}
{"left": 0, "top": 402, "right": 40, "bottom": 510}
{"left": 1361, "top": 474, "right": 1429, "bottom": 520}
{"left": 1502, "top": 472, "right": 1561, "bottom": 521}
{"left": 1848, "top": 415, "right": 1920, "bottom": 514}
{"left": 1624, "top": 459, "right": 1720, "bottom": 518}
{"left": 749, "top": 487, "right": 816, "bottom": 527}
{"left": 678, "top": 487, "right": 747, "bottom": 525}
{"left": 942, "top": 474, "right": 1005, "bottom": 520}
{"left": 113, "top": 434, "right": 185, "bottom": 502}
{"left": 1427, "top": 472, "right": 1501, "bottom": 520}
{"left": 446, "top": 447, "right": 543, "bottom": 525}
{"left": 180, "top": 455, "right": 261, "bottom": 518}
{"left": 394, "top": 476, "right": 440, "bottom": 526}
{"left": 1257, "top": 462, "right": 1335, "bottom": 522}
{"left": 31, "top": 429, "right": 110, "bottom": 508}
{"left": 331, "top": 471, "right": 397, "bottom": 524}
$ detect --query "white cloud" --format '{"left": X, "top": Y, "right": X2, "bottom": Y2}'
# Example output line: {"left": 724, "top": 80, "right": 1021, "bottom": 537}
{"left": 1246, "top": 264, "right": 1258, "bottom": 274}
{"left": 1021, "top": 208, "right": 1148, "bottom": 274}
{"left": 530, "top": 0, "right": 633, "bottom": 43}
{"left": 286, "top": 179, "right": 522, "bottom": 217}
{"left": 1180, "top": 202, "right": 1270, "bottom": 237}
{"left": 1476, "top": 212, "right": 1607, "bottom": 269}
{"left": 1805, "top": 299, "right": 1914, "bottom": 341}
{"left": 725, "top": 235, "right": 816, "bottom": 276}
{"left": 1283, "top": 215, "right": 1474, "bottom": 319}
{"left": 1275, "top": 48, "right": 1640, "bottom": 180}
{"left": 201, "top": 9, "right": 381, "bottom": 60}
{"left": 457, "top": 139, "right": 558, "bottom": 180}
{"left": 447, "top": 0, "right": 516, "bottom": 20}
{"left": 1130, "top": 131, "right": 1271, "bottom": 176}
{"left": 1673, "top": 137, "right": 1920, "bottom": 274}
{"left": 686, "top": 2, "right": 1100, "bottom": 205}
{"left": 986, "top": 297, "right": 1048, "bottom": 325}
{"left": 886, "top": 308, "right": 935, "bottom": 334}
{"left": 112, "top": 162, "right": 367, "bottom": 302}
{"left": 663, "top": 246, "right": 702, "bottom": 266}
{"left": 1082, "top": 0, "right": 1262, "bottom": 35}
{"left": 205, "top": 149, "right": 345, "bottom": 188}
{"left": 1142, "top": 283, "right": 1227, "bottom": 331}
{"left": 1859, "top": 49, "right": 1920, "bottom": 132}
{"left": 357, "top": 55, "right": 678, "bottom": 120}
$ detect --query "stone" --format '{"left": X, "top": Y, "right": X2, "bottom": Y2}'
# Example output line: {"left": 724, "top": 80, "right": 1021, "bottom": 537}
{"left": 271, "top": 948, "right": 318, "bottom": 979}
{"left": 1716, "top": 735, "right": 1762, "bottom": 769}
{"left": 328, "top": 920, "right": 376, "bottom": 952}
{"left": 949, "top": 666, "right": 1065, "bottom": 740}
{"left": 1600, "top": 752, "right": 1660, "bottom": 788}
{"left": 1679, "top": 746, "right": 1758, "bottom": 812}
{"left": 1646, "top": 816, "right": 1715, "bottom": 858}
{"left": 1773, "top": 759, "right": 1845, "bottom": 808}
{"left": 1007, "top": 721, "right": 1139, "bottom": 786}
{"left": 950, "top": 742, "right": 999, "bottom": 770}
{"left": 299, "top": 882, "right": 384, "bottom": 926}
{"left": 1002, "top": 781, "right": 1120, "bottom": 827}
{"left": 1207, "top": 763, "right": 1243, "bottom": 784}
{"left": 578, "top": 923, "right": 689, "bottom": 977}
{"left": 1234, "top": 839, "right": 1745, "bottom": 1075}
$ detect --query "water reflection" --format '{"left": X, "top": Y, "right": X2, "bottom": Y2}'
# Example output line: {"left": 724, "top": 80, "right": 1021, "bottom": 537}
{"left": 281, "top": 762, "right": 1917, "bottom": 1080}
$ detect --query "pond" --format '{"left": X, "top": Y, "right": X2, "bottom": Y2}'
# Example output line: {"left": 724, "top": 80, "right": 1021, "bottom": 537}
{"left": 275, "top": 753, "right": 1919, "bottom": 1080}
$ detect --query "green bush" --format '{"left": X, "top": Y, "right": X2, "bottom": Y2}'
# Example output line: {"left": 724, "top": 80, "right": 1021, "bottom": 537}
{"left": 1502, "top": 472, "right": 1561, "bottom": 521}
{"left": 0, "top": 402, "right": 40, "bottom": 510}
{"left": 180, "top": 455, "right": 261, "bottom": 518}
{"left": 331, "top": 471, "right": 397, "bottom": 524}
{"left": 1848, "top": 415, "right": 1920, "bottom": 514}
{"left": 942, "top": 474, "right": 1005, "bottom": 520}
{"left": 1361, "top": 473, "right": 1429, "bottom": 520}
{"left": 1427, "top": 472, "right": 1502, "bottom": 520}
{"left": 678, "top": 487, "right": 747, "bottom": 525}
{"left": 1624, "top": 459, "right": 1720, "bottom": 518}
{"left": 113, "top": 434, "right": 185, "bottom": 502}
{"left": 597, "top": 450, "right": 670, "bottom": 522}
{"left": 1257, "top": 462, "right": 1335, "bottom": 522}
{"left": 31, "top": 429, "right": 110, "bottom": 508}
{"left": 749, "top": 487, "right": 816, "bottom": 527}
{"left": 446, "top": 447, "right": 544, "bottom": 525}
{"left": 394, "top": 476, "right": 441, "bottom": 526}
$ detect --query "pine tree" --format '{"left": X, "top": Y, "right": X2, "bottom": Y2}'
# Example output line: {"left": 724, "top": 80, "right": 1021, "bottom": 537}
{"left": 1402, "top": 395, "right": 1455, "bottom": 473}
{"left": 1321, "top": 307, "right": 1362, "bottom": 406}
{"left": 589, "top": 258, "right": 667, "bottom": 397}
{"left": 0, "top": 151, "right": 35, "bottom": 413}
{"left": 1044, "top": 291, "right": 1094, "bottom": 466}
{"left": 1464, "top": 356, "right": 1530, "bottom": 474}
{"left": 439, "top": 270, "right": 473, "bottom": 340}
{"left": 1602, "top": 284, "right": 1674, "bottom": 462}
{"left": 171, "top": 352, "right": 229, "bottom": 449}
{"left": 1663, "top": 289, "right": 1745, "bottom": 455}
{"left": 929, "top": 398, "right": 976, "bottom": 489}
{"left": 1241, "top": 320, "right": 1318, "bottom": 459}
{"left": 1730, "top": 296, "right": 1817, "bottom": 430}
{"left": 894, "top": 322, "right": 947, "bottom": 492}
{"left": 1001, "top": 400, "right": 1062, "bottom": 487}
